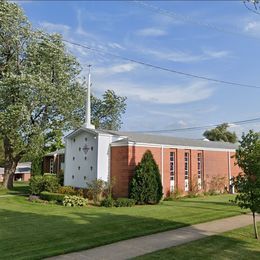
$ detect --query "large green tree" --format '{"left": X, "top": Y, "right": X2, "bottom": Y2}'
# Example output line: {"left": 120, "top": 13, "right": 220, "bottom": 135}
{"left": 0, "top": 138, "right": 4, "bottom": 167}
{"left": 91, "top": 90, "right": 126, "bottom": 131}
{"left": 0, "top": 1, "right": 85, "bottom": 188}
{"left": 203, "top": 123, "right": 237, "bottom": 143}
{"left": 233, "top": 130, "right": 260, "bottom": 239}
{"left": 0, "top": 1, "right": 127, "bottom": 187}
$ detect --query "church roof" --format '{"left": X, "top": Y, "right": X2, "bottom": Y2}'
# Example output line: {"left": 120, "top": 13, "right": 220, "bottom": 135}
{"left": 110, "top": 131, "right": 238, "bottom": 150}
{"left": 65, "top": 127, "right": 238, "bottom": 150}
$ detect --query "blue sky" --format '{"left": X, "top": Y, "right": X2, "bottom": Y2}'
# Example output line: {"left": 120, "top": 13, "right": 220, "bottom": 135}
{"left": 18, "top": 0, "right": 260, "bottom": 138}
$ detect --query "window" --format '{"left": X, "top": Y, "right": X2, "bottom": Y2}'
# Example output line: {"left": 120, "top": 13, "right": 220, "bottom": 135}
{"left": 73, "top": 138, "right": 76, "bottom": 142}
{"left": 72, "top": 175, "right": 74, "bottom": 179}
{"left": 84, "top": 176, "right": 86, "bottom": 180}
{"left": 73, "top": 156, "right": 75, "bottom": 161}
{"left": 85, "top": 156, "right": 87, "bottom": 160}
{"left": 198, "top": 153, "right": 202, "bottom": 179}
{"left": 170, "top": 152, "right": 175, "bottom": 181}
{"left": 184, "top": 152, "right": 190, "bottom": 180}
{"left": 79, "top": 147, "right": 81, "bottom": 152}
{"left": 91, "top": 146, "right": 93, "bottom": 151}
{"left": 90, "top": 166, "right": 93, "bottom": 171}
{"left": 78, "top": 166, "right": 80, "bottom": 170}
{"left": 50, "top": 158, "right": 54, "bottom": 174}
{"left": 85, "top": 137, "right": 88, "bottom": 142}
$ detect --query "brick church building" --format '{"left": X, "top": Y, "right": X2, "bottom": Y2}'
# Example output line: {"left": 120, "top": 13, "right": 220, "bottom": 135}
{"left": 64, "top": 128, "right": 239, "bottom": 197}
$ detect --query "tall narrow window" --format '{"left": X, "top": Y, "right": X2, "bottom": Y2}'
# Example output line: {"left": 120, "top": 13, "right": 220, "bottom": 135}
{"left": 184, "top": 152, "right": 190, "bottom": 191}
{"left": 50, "top": 158, "right": 54, "bottom": 174}
{"left": 170, "top": 152, "right": 175, "bottom": 181}
{"left": 184, "top": 152, "right": 189, "bottom": 180}
{"left": 198, "top": 153, "right": 202, "bottom": 179}
{"left": 198, "top": 153, "right": 203, "bottom": 190}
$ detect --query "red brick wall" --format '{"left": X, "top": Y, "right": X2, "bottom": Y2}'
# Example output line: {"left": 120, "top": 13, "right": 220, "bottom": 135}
{"left": 23, "top": 173, "right": 31, "bottom": 181}
{"left": 111, "top": 145, "right": 240, "bottom": 198}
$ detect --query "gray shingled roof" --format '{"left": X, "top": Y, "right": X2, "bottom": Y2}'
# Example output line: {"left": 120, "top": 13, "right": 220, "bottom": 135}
{"left": 66, "top": 127, "right": 238, "bottom": 150}
{"left": 45, "top": 148, "right": 65, "bottom": 156}
{"left": 110, "top": 131, "right": 238, "bottom": 150}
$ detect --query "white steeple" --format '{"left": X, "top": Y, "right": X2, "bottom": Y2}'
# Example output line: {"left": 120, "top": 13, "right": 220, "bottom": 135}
{"left": 83, "top": 65, "right": 95, "bottom": 129}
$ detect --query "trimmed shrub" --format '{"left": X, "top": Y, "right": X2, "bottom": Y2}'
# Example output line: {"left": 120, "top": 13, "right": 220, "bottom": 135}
{"left": 62, "top": 195, "right": 87, "bottom": 207}
{"left": 43, "top": 175, "right": 60, "bottom": 193}
{"left": 40, "top": 191, "right": 65, "bottom": 202}
{"left": 129, "top": 150, "right": 163, "bottom": 204}
{"left": 29, "top": 176, "right": 45, "bottom": 195}
{"left": 115, "top": 198, "right": 135, "bottom": 207}
{"left": 58, "top": 186, "right": 83, "bottom": 197}
{"left": 29, "top": 175, "right": 60, "bottom": 195}
{"left": 100, "top": 197, "right": 115, "bottom": 207}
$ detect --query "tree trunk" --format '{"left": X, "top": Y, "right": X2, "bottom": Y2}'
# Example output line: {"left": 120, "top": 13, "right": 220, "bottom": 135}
{"left": 3, "top": 161, "right": 17, "bottom": 189}
{"left": 253, "top": 212, "right": 259, "bottom": 240}
{"left": 2, "top": 136, "right": 20, "bottom": 189}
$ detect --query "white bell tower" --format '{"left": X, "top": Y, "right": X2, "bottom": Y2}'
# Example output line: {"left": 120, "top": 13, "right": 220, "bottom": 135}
{"left": 83, "top": 65, "right": 95, "bottom": 129}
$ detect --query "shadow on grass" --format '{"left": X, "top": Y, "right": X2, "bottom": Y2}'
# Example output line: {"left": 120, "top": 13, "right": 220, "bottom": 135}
{"left": 0, "top": 201, "right": 256, "bottom": 260}
{"left": 0, "top": 206, "right": 190, "bottom": 260}
{"left": 136, "top": 226, "right": 260, "bottom": 260}
{"left": 0, "top": 182, "right": 30, "bottom": 196}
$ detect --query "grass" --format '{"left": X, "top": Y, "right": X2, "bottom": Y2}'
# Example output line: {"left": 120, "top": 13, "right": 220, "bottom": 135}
{"left": 136, "top": 224, "right": 260, "bottom": 260}
{"left": 0, "top": 181, "right": 30, "bottom": 195}
{"left": 0, "top": 186, "right": 247, "bottom": 260}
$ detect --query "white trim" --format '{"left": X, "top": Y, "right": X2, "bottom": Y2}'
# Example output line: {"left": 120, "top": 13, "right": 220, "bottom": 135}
{"left": 161, "top": 145, "right": 164, "bottom": 192}
{"left": 65, "top": 127, "right": 123, "bottom": 140}
{"left": 111, "top": 142, "right": 236, "bottom": 152}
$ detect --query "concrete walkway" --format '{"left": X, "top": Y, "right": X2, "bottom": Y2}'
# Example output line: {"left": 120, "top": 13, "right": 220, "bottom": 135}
{"left": 48, "top": 214, "right": 260, "bottom": 260}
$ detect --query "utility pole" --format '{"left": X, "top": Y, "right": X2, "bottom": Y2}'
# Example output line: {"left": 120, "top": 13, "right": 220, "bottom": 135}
{"left": 84, "top": 65, "right": 95, "bottom": 129}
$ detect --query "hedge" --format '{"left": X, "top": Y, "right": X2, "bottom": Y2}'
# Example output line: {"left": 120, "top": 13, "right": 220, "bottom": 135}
{"left": 40, "top": 191, "right": 65, "bottom": 202}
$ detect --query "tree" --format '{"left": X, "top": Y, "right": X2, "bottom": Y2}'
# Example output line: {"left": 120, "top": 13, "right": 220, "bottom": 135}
{"left": 0, "top": 1, "right": 84, "bottom": 188}
{"left": 232, "top": 130, "right": 260, "bottom": 239}
{"left": 91, "top": 90, "right": 126, "bottom": 131}
{"left": 203, "top": 123, "right": 237, "bottom": 143}
{"left": 129, "top": 150, "right": 163, "bottom": 204}
{"left": 0, "top": 138, "right": 4, "bottom": 167}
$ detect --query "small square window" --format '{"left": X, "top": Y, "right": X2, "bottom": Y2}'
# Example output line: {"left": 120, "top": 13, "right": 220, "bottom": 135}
{"left": 91, "top": 146, "right": 93, "bottom": 151}
{"left": 85, "top": 137, "right": 88, "bottom": 142}
{"left": 73, "top": 138, "right": 76, "bottom": 142}
{"left": 72, "top": 175, "right": 74, "bottom": 179}
{"left": 73, "top": 156, "right": 75, "bottom": 160}
{"left": 78, "top": 166, "right": 80, "bottom": 170}
{"left": 90, "top": 166, "right": 93, "bottom": 171}
{"left": 79, "top": 147, "right": 81, "bottom": 151}
{"left": 85, "top": 156, "right": 87, "bottom": 160}
{"left": 84, "top": 176, "right": 86, "bottom": 180}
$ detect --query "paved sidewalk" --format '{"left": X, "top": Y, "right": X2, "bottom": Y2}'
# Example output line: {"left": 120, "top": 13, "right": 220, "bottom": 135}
{"left": 48, "top": 214, "right": 259, "bottom": 260}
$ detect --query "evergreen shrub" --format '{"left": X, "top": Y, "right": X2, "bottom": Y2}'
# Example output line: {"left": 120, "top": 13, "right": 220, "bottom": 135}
{"left": 129, "top": 150, "right": 163, "bottom": 204}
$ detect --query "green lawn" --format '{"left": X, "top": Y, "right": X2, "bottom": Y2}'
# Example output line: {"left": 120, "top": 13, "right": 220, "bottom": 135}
{"left": 0, "top": 181, "right": 30, "bottom": 195}
{"left": 136, "top": 224, "right": 260, "bottom": 260}
{"left": 0, "top": 190, "right": 246, "bottom": 260}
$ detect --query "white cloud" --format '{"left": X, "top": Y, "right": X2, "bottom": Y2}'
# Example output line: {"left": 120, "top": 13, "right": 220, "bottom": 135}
{"left": 136, "top": 27, "right": 167, "bottom": 37}
{"left": 142, "top": 48, "right": 230, "bottom": 63}
{"left": 95, "top": 80, "right": 214, "bottom": 104}
{"left": 108, "top": 42, "right": 125, "bottom": 50}
{"left": 203, "top": 50, "right": 230, "bottom": 59}
{"left": 244, "top": 21, "right": 260, "bottom": 36}
{"left": 94, "top": 63, "right": 139, "bottom": 76}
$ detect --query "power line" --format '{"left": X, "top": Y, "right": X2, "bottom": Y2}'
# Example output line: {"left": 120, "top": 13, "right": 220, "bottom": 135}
{"left": 134, "top": 1, "right": 257, "bottom": 39}
{"left": 131, "top": 117, "right": 260, "bottom": 133}
{"left": 63, "top": 39, "right": 260, "bottom": 90}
